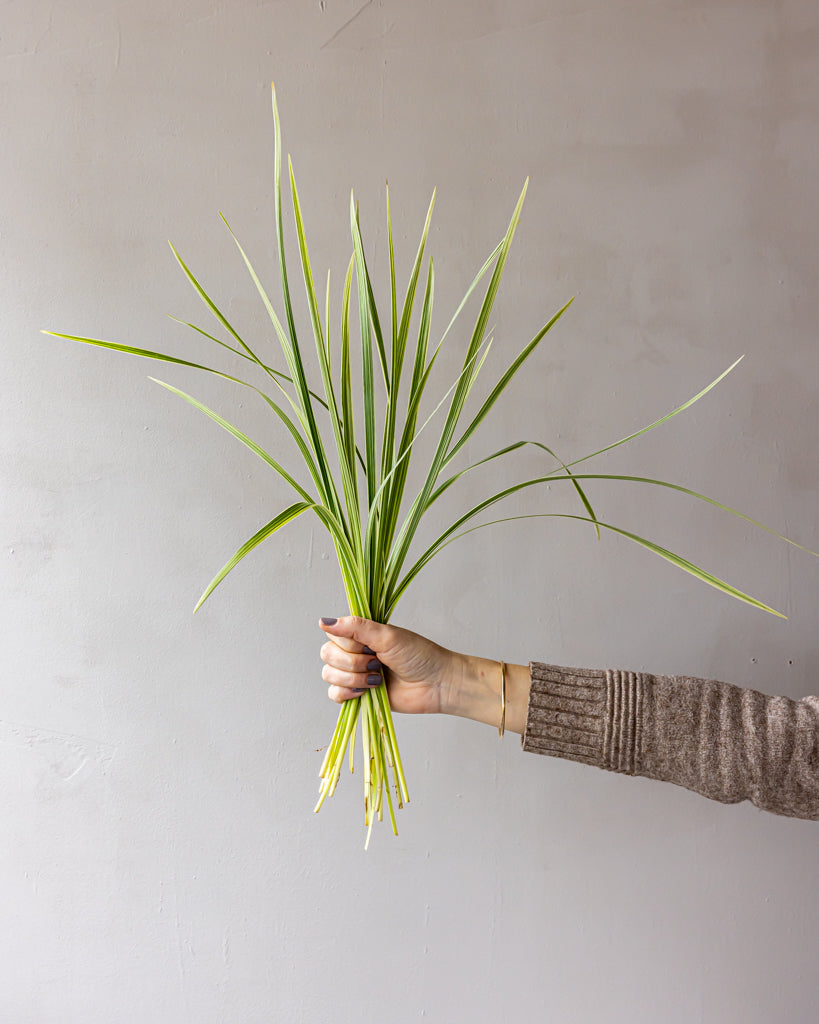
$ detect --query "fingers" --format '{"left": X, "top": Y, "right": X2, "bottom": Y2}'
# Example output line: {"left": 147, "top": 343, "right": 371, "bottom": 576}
{"left": 327, "top": 683, "right": 361, "bottom": 704}
{"left": 321, "top": 641, "right": 381, "bottom": 675}
{"left": 318, "top": 615, "right": 394, "bottom": 658}
{"left": 322, "top": 661, "right": 383, "bottom": 690}
{"left": 319, "top": 619, "right": 387, "bottom": 703}
{"left": 321, "top": 640, "right": 383, "bottom": 697}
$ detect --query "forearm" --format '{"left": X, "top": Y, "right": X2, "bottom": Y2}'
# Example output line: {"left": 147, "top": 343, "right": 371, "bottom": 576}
{"left": 522, "top": 662, "right": 819, "bottom": 820}
{"left": 441, "top": 650, "right": 819, "bottom": 820}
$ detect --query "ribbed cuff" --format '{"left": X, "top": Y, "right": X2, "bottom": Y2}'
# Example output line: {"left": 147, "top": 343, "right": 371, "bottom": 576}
{"left": 522, "top": 662, "right": 646, "bottom": 775}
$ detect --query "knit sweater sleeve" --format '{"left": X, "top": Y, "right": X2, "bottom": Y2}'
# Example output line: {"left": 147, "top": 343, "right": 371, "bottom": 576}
{"left": 522, "top": 662, "right": 819, "bottom": 820}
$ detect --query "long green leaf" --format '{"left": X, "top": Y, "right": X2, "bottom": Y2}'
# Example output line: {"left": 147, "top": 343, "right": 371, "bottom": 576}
{"left": 149, "top": 377, "right": 313, "bottom": 503}
{"left": 270, "top": 84, "right": 352, "bottom": 537}
{"left": 383, "top": 182, "right": 529, "bottom": 600}
{"left": 272, "top": 84, "right": 299, "bottom": 367}
{"left": 290, "top": 159, "right": 362, "bottom": 559}
{"left": 340, "top": 254, "right": 358, "bottom": 506}
{"left": 215, "top": 217, "right": 367, "bottom": 484}
{"left": 350, "top": 191, "right": 378, "bottom": 513}
{"left": 166, "top": 315, "right": 297, "bottom": 388}
{"left": 383, "top": 191, "right": 436, "bottom": 478}
{"left": 380, "top": 258, "right": 436, "bottom": 569}
{"left": 382, "top": 185, "right": 524, "bottom": 598}
{"left": 356, "top": 205, "right": 390, "bottom": 392}
{"left": 434, "top": 239, "right": 504, "bottom": 352}
{"left": 430, "top": 438, "right": 600, "bottom": 538}
{"left": 422, "top": 513, "right": 787, "bottom": 618}
{"left": 43, "top": 331, "right": 250, "bottom": 383}
{"left": 444, "top": 296, "right": 575, "bottom": 465}
{"left": 195, "top": 502, "right": 312, "bottom": 612}
{"left": 167, "top": 242, "right": 280, "bottom": 388}
{"left": 364, "top": 339, "right": 493, "bottom": 590}
{"left": 43, "top": 330, "right": 329, "bottom": 498}
{"left": 560, "top": 357, "right": 745, "bottom": 473}
{"left": 386, "top": 183, "right": 397, "bottom": 364}
{"left": 533, "top": 474, "right": 819, "bottom": 556}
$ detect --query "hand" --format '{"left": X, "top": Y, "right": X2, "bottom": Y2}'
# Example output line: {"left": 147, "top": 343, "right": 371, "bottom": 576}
{"left": 318, "top": 616, "right": 531, "bottom": 734}
{"left": 318, "top": 616, "right": 460, "bottom": 715}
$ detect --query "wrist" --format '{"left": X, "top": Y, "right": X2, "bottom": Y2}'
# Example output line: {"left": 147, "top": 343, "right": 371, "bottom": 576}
{"left": 441, "top": 652, "right": 530, "bottom": 735}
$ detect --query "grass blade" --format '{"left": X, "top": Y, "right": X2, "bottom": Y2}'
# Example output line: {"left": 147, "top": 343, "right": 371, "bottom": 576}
{"left": 290, "top": 160, "right": 362, "bottom": 560}
{"left": 218, "top": 212, "right": 342, "bottom": 512}
{"left": 272, "top": 84, "right": 299, "bottom": 368}
{"left": 386, "top": 183, "right": 397, "bottom": 360}
{"left": 560, "top": 357, "right": 745, "bottom": 473}
{"left": 383, "top": 191, "right": 436, "bottom": 477}
{"left": 195, "top": 502, "right": 312, "bottom": 612}
{"left": 43, "top": 331, "right": 252, "bottom": 385}
{"left": 431, "top": 438, "right": 600, "bottom": 538}
{"left": 149, "top": 377, "right": 313, "bottom": 503}
{"left": 536, "top": 474, "right": 819, "bottom": 556}
{"left": 444, "top": 296, "right": 575, "bottom": 465}
{"left": 350, "top": 191, "right": 379, "bottom": 511}
{"left": 356, "top": 205, "right": 389, "bottom": 391}
{"left": 383, "top": 182, "right": 529, "bottom": 602}
{"left": 434, "top": 513, "right": 787, "bottom": 618}
{"left": 168, "top": 242, "right": 282, "bottom": 388}
{"left": 340, "top": 254, "right": 359, "bottom": 505}
{"left": 380, "top": 258, "right": 436, "bottom": 568}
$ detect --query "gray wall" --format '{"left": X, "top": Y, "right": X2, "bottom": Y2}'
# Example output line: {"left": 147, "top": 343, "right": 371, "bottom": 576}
{"left": 3, "top": 1, "right": 818, "bottom": 1021}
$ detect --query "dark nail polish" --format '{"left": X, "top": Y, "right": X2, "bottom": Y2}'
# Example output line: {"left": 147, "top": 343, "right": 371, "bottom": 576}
{"left": 320, "top": 617, "right": 338, "bottom": 626}
{"left": 362, "top": 645, "right": 375, "bottom": 655}
{"left": 366, "top": 658, "right": 381, "bottom": 672}
{"left": 366, "top": 673, "right": 382, "bottom": 687}
{"left": 351, "top": 687, "right": 366, "bottom": 693}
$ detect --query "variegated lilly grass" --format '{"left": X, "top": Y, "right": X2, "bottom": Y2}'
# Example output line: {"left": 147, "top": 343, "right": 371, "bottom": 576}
{"left": 45, "top": 87, "right": 814, "bottom": 845}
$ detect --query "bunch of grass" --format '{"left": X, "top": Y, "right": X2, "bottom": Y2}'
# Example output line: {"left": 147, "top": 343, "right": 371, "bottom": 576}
{"left": 46, "top": 87, "right": 808, "bottom": 845}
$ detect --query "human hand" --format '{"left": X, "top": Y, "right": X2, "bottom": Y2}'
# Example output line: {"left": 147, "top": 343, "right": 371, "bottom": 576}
{"left": 318, "top": 616, "right": 461, "bottom": 716}
{"left": 318, "top": 616, "right": 530, "bottom": 732}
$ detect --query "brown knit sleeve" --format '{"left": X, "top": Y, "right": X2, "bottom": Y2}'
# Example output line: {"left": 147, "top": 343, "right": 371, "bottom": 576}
{"left": 522, "top": 662, "right": 819, "bottom": 820}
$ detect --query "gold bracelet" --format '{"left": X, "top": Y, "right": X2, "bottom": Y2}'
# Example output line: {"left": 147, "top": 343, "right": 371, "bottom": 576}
{"left": 498, "top": 660, "right": 506, "bottom": 738}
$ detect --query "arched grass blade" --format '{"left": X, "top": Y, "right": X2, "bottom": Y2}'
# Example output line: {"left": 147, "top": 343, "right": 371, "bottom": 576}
{"left": 437, "top": 513, "right": 787, "bottom": 618}
{"left": 44, "top": 329, "right": 339, "bottom": 505}
{"left": 561, "top": 357, "right": 745, "bottom": 473}
{"left": 445, "top": 296, "right": 575, "bottom": 466}
{"left": 42, "top": 331, "right": 253, "bottom": 385}
{"left": 195, "top": 502, "right": 313, "bottom": 612}
{"left": 168, "top": 242, "right": 279, "bottom": 386}
{"left": 536, "top": 474, "right": 819, "bottom": 556}
{"left": 149, "top": 377, "right": 313, "bottom": 503}
{"left": 430, "top": 438, "right": 600, "bottom": 539}
{"left": 166, "top": 315, "right": 298, "bottom": 387}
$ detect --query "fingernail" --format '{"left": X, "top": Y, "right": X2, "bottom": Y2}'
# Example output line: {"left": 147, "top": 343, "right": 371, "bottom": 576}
{"left": 320, "top": 617, "right": 338, "bottom": 626}
{"left": 362, "top": 645, "right": 375, "bottom": 655}
{"left": 366, "top": 673, "right": 382, "bottom": 686}
{"left": 351, "top": 687, "right": 366, "bottom": 693}
{"left": 366, "top": 658, "right": 381, "bottom": 671}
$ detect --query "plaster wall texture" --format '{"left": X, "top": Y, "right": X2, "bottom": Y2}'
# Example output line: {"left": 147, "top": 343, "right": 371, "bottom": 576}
{"left": 2, "top": 1, "right": 818, "bottom": 1021}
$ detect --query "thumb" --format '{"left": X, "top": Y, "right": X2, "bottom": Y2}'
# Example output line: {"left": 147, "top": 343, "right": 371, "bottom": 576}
{"left": 318, "top": 615, "right": 392, "bottom": 656}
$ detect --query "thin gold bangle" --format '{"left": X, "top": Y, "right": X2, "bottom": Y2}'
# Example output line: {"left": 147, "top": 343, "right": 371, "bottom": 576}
{"left": 498, "top": 660, "right": 506, "bottom": 738}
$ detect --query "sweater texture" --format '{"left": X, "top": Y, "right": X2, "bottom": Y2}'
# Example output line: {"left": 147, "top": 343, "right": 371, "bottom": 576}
{"left": 522, "top": 662, "right": 819, "bottom": 820}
